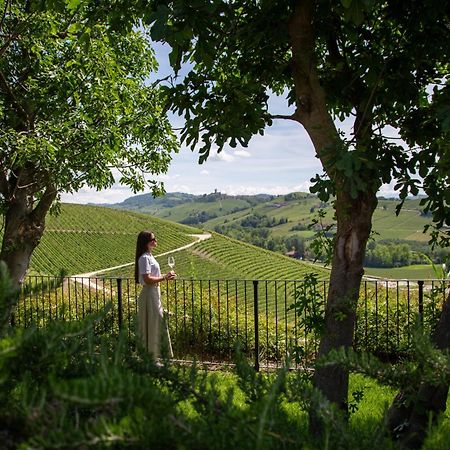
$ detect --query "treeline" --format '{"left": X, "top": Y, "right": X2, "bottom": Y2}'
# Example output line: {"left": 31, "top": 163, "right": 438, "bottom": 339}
{"left": 215, "top": 214, "right": 450, "bottom": 268}
{"left": 364, "top": 239, "right": 450, "bottom": 268}
{"left": 180, "top": 201, "right": 276, "bottom": 226}
{"left": 181, "top": 210, "right": 218, "bottom": 225}
{"left": 215, "top": 215, "right": 308, "bottom": 256}
{"left": 240, "top": 213, "right": 288, "bottom": 228}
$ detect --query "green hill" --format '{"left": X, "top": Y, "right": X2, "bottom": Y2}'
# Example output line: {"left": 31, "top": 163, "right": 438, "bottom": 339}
{"left": 111, "top": 191, "right": 433, "bottom": 243}
{"left": 30, "top": 203, "right": 327, "bottom": 281}
{"left": 110, "top": 191, "right": 274, "bottom": 224}
{"left": 28, "top": 201, "right": 438, "bottom": 281}
{"left": 99, "top": 231, "right": 330, "bottom": 318}
{"left": 101, "top": 231, "right": 329, "bottom": 281}
{"left": 105, "top": 192, "right": 446, "bottom": 280}
{"left": 30, "top": 204, "right": 201, "bottom": 276}
{"left": 202, "top": 195, "right": 432, "bottom": 242}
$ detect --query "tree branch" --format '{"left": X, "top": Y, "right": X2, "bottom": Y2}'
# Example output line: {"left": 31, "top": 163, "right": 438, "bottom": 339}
{"left": 0, "top": 0, "right": 10, "bottom": 33}
{"left": 151, "top": 75, "right": 172, "bottom": 88}
{"left": 32, "top": 184, "right": 57, "bottom": 223}
{"left": 0, "top": 10, "right": 36, "bottom": 58}
{"left": 288, "top": 0, "right": 338, "bottom": 175}
{"left": 353, "top": 64, "right": 386, "bottom": 142}
{"left": 0, "top": 167, "right": 9, "bottom": 197}
{"left": 0, "top": 70, "right": 29, "bottom": 124}
{"left": 270, "top": 114, "right": 296, "bottom": 121}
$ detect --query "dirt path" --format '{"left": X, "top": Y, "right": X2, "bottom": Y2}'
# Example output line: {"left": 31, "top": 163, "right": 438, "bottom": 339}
{"left": 72, "top": 233, "right": 212, "bottom": 280}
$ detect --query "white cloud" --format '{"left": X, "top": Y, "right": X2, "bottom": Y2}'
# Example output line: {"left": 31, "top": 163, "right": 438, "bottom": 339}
{"left": 157, "top": 173, "right": 180, "bottom": 181}
{"left": 233, "top": 149, "right": 251, "bottom": 158}
{"left": 170, "top": 184, "right": 192, "bottom": 193}
{"left": 220, "top": 184, "right": 309, "bottom": 196}
{"left": 292, "top": 181, "right": 313, "bottom": 192}
{"left": 378, "top": 183, "right": 400, "bottom": 198}
{"left": 208, "top": 150, "right": 235, "bottom": 163}
{"left": 61, "top": 185, "right": 135, "bottom": 204}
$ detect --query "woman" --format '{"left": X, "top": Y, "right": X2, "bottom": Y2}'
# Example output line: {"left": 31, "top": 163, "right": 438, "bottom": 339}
{"left": 135, "top": 230, "right": 176, "bottom": 359}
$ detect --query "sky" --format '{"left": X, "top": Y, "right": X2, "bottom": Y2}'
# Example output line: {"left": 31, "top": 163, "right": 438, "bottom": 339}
{"left": 61, "top": 42, "right": 397, "bottom": 205}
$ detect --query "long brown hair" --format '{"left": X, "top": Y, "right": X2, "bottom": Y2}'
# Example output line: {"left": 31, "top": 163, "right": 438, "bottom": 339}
{"left": 135, "top": 230, "right": 155, "bottom": 283}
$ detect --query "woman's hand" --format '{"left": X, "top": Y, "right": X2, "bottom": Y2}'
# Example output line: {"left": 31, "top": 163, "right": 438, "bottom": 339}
{"left": 165, "top": 271, "right": 177, "bottom": 280}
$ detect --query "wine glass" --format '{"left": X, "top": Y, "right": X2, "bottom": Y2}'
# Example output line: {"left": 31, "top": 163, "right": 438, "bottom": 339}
{"left": 168, "top": 256, "right": 175, "bottom": 270}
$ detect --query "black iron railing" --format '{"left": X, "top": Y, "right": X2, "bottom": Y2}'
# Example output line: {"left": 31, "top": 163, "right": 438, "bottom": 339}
{"left": 12, "top": 276, "right": 449, "bottom": 369}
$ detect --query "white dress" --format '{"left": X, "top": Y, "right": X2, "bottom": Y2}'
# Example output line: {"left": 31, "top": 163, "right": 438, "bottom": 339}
{"left": 137, "top": 252, "right": 173, "bottom": 358}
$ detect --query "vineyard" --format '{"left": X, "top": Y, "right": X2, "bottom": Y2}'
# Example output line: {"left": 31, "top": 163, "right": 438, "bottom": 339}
{"left": 15, "top": 273, "right": 444, "bottom": 368}
{"left": 101, "top": 232, "right": 330, "bottom": 317}
{"left": 102, "top": 231, "right": 329, "bottom": 281}
{"left": 194, "top": 232, "right": 329, "bottom": 280}
{"left": 28, "top": 204, "right": 202, "bottom": 275}
{"left": 12, "top": 201, "right": 444, "bottom": 365}
{"left": 22, "top": 203, "right": 439, "bottom": 340}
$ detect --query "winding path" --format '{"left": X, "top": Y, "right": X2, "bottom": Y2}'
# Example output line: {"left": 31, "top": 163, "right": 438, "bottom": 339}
{"left": 72, "top": 233, "right": 212, "bottom": 279}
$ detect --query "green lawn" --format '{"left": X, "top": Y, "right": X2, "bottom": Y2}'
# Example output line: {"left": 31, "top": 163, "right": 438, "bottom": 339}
{"left": 179, "top": 370, "right": 450, "bottom": 450}
{"left": 364, "top": 264, "right": 440, "bottom": 280}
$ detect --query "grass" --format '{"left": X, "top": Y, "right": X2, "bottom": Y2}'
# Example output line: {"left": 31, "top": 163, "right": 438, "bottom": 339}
{"left": 177, "top": 369, "right": 450, "bottom": 450}
{"left": 153, "top": 198, "right": 252, "bottom": 222}
{"left": 364, "top": 264, "right": 439, "bottom": 280}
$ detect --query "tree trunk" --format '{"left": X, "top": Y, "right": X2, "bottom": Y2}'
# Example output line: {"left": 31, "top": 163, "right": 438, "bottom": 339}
{"left": 0, "top": 162, "right": 56, "bottom": 322}
{"left": 386, "top": 290, "right": 450, "bottom": 448}
{"left": 0, "top": 185, "right": 56, "bottom": 286}
{"left": 1, "top": 203, "right": 44, "bottom": 287}
{"left": 287, "top": 0, "right": 379, "bottom": 431}
{"left": 310, "top": 190, "right": 377, "bottom": 431}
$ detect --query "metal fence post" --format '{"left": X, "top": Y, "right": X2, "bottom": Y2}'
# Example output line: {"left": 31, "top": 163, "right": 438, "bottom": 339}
{"left": 418, "top": 280, "right": 424, "bottom": 324}
{"left": 253, "top": 280, "right": 259, "bottom": 371}
{"left": 117, "top": 278, "right": 123, "bottom": 330}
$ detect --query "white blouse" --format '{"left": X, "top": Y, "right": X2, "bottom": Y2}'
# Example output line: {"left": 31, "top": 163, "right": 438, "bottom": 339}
{"left": 138, "top": 252, "right": 161, "bottom": 285}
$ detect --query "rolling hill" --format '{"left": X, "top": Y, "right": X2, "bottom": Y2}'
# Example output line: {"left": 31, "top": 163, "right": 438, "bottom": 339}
{"left": 110, "top": 191, "right": 433, "bottom": 243}
{"left": 29, "top": 203, "right": 328, "bottom": 281}
{"left": 101, "top": 231, "right": 329, "bottom": 281}
{"left": 103, "top": 191, "right": 448, "bottom": 280}
{"left": 29, "top": 204, "right": 201, "bottom": 276}
{"left": 107, "top": 191, "right": 272, "bottom": 222}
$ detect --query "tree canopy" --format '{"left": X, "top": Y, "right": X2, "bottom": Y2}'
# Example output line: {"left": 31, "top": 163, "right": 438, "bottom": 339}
{"left": 0, "top": 0, "right": 177, "bottom": 283}
{"left": 145, "top": 0, "right": 449, "bottom": 240}
{"left": 140, "top": 0, "right": 450, "bottom": 440}
{"left": 0, "top": 0, "right": 177, "bottom": 200}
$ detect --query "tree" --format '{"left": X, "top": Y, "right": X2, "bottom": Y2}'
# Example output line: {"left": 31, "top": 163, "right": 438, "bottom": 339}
{"left": 0, "top": 1, "right": 177, "bottom": 287}
{"left": 142, "top": 0, "right": 450, "bottom": 433}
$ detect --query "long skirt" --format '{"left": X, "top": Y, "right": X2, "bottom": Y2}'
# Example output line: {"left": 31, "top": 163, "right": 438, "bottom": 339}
{"left": 137, "top": 285, "right": 173, "bottom": 358}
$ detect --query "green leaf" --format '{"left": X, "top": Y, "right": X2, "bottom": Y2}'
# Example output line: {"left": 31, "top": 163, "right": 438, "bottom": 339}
{"left": 67, "top": 0, "right": 82, "bottom": 11}
{"left": 168, "top": 46, "right": 181, "bottom": 72}
{"left": 343, "top": 0, "right": 366, "bottom": 25}
{"left": 67, "top": 23, "right": 82, "bottom": 34}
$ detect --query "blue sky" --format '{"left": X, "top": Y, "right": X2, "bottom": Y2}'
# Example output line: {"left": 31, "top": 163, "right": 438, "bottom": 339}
{"left": 62, "top": 42, "right": 396, "bottom": 205}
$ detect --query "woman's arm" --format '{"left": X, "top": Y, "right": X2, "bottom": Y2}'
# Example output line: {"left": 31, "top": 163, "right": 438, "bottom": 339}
{"left": 142, "top": 272, "right": 176, "bottom": 285}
